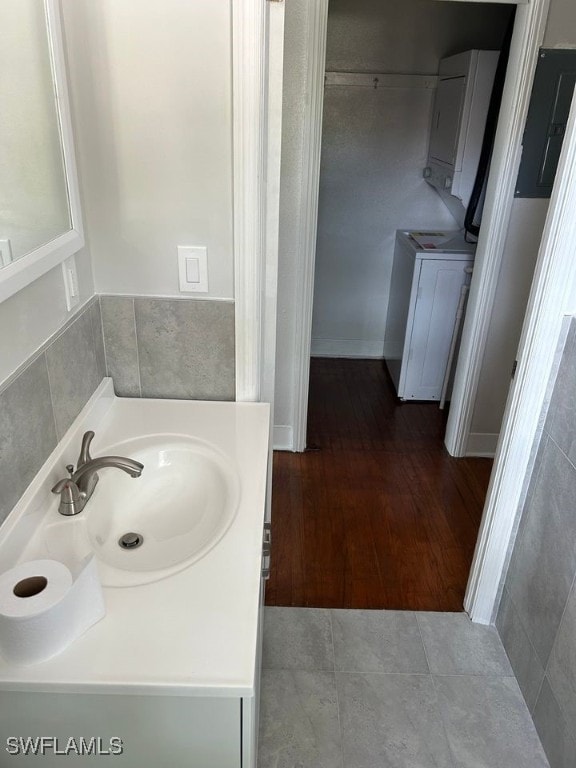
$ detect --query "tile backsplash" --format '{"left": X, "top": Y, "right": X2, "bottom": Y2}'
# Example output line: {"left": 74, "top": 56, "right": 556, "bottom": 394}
{"left": 496, "top": 317, "right": 576, "bottom": 768}
{"left": 0, "top": 299, "right": 105, "bottom": 526}
{"left": 46, "top": 303, "right": 106, "bottom": 439}
{"left": 0, "top": 294, "right": 236, "bottom": 528}
{"left": 100, "top": 296, "right": 235, "bottom": 401}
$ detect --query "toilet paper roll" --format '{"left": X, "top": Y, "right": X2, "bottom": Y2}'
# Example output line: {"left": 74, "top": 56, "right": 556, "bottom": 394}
{"left": 0, "top": 557, "right": 106, "bottom": 666}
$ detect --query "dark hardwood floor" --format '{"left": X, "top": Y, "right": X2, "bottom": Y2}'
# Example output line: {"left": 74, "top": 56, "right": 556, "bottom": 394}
{"left": 265, "top": 358, "right": 493, "bottom": 611}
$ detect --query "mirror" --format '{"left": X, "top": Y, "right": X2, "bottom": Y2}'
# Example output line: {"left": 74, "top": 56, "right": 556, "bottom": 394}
{"left": 0, "top": 0, "right": 83, "bottom": 303}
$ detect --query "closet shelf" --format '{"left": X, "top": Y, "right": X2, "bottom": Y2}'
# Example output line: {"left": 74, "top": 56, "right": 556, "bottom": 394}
{"left": 324, "top": 72, "right": 438, "bottom": 90}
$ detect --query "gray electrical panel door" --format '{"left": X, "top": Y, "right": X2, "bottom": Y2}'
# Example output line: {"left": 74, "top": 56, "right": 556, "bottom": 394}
{"left": 516, "top": 49, "right": 576, "bottom": 198}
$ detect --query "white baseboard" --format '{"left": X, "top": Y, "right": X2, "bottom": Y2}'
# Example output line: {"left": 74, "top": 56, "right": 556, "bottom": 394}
{"left": 310, "top": 338, "right": 385, "bottom": 358}
{"left": 466, "top": 432, "right": 498, "bottom": 458}
{"left": 273, "top": 425, "right": 294, "bottom": 451}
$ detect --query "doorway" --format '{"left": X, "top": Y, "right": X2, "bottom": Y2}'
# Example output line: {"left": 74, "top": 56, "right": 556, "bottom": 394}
{"left": 268, "top": 3, "right": 548, "bottom": 612}
{"left": 266, "top": 358, "right": 493, "bottom": 609}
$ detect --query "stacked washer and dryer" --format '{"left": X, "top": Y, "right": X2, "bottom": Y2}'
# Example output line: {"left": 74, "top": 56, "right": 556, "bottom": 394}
{"left": 384, "top": 50, "right": 498, "bottom": 402}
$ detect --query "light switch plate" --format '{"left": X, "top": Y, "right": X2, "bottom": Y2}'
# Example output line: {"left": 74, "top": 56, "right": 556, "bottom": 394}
{"left": 62, "top": 255, "right": 80, "bottom": 311}
{"left": 185, "top": 257, "right": 200, "bottom": 283}
{"left": 178, "top": 246, "right": 208, "bottom": 293}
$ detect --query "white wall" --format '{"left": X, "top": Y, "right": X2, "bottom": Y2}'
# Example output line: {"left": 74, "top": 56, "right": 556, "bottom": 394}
{"left": 469, "top": 200, "right": 549, "bottom": 444}
{"left": 468, "top": 0, "right": 576, "bottom": 452}
{"left": 311, "top": 0, "right": 513, "bottom": 360}
{"left": 311, "top": 82, "right": 457, "bottom": 358}
{"left": 2, "top": 0, "right": 234, "bottom": 388}
{"left": 542, "top": 0, "right": 576, "bottom": 49}
{"left": 61, "top": 0, "right": 234, "bottom": 300}
{"left": 325, "top": 0, "right": 513, "bottom": 74}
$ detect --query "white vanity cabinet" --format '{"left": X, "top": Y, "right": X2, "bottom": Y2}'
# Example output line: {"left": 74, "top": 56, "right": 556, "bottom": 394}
{"left": 0, "top": 574, "right": 268, "bottom": 768}
{"left": 0, "top": 693, "right": 242, "bottom": 767}
{"left": 384, "top": 231, "right": 475, "bottom": 401}
{"left": 0, "top": 385, "right": 271, "bottom": 768}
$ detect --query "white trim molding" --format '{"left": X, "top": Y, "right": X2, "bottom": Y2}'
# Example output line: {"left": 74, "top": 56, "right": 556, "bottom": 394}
{"left": 273, "top": 425, "right": 294, "bottom": 451}
{"left": 465, "top": 89, "right": 576, "bottom": 625}
{"left": 262, "top": 1, "right": 287, "bottom": 522}
{"left": 466, "top": 433, "right": 498, "bottom": 458}
{"left": 292, "top": 0, "right": 330, "bottom": 451}
{"left": 444, "top": 0, "right": 551, "bottom": 456}
{"left": 0, "top": 0, "right": 85, "bottom": 304}
{"left": 232, "top": 0, "right": 266, "bottom": 402}
{"left": 261, "top": 0, "right": 286, "bottom": 411}
{"left": 310, "top": 338, "right": 385, "bottom": 359}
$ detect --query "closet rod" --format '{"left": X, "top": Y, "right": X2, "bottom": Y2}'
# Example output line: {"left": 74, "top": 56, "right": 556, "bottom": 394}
{"left": 324, "top": 72, "right": 438, "bottom": 90}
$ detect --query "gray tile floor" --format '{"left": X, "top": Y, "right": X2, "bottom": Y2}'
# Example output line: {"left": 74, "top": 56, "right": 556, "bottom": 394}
{"left": 258, "top": 608, "right": 550, "bottom": 768}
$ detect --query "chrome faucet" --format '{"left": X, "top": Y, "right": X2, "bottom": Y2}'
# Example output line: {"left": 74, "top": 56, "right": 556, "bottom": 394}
{"left": 51, "top": 431, "right": 144, "bottom": 516}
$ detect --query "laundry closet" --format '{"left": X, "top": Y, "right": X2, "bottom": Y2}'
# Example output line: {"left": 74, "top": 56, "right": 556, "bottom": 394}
{"left": 310, "top": 0, "right": 515, "bottom": 403}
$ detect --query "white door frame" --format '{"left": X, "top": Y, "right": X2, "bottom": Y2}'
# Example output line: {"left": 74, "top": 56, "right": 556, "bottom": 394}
{"left": 282, "top": 0, "right": 555, "bottom": 624}
{"left": 444, "top": 0, "right": 550, "bottom": 456}
{"left": 232, "top": 0, "right": 267, "bottom": 403}
{"left": 290, "top": 0, "right": 549, "bottom": 454}
{"left": 232, "top": 0, "right": 576, "bottom": 624}
{"left": 232, "top": 0, "right": 286, "bottom": 538}
{"left": 466, "top": 89, "right": 576, "bottom": 623}
{"left": 234, "top": 5, "right": 286, "bottom": 760}
{"left": 291, "top": 0, "right": 330, "bottom": 451}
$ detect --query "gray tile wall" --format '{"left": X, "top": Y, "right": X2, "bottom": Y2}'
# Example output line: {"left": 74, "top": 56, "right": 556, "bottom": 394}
{"left": 0, "top": 299, "right": 106, "bottom": 526}
{"left": 0, "top": 294, "right": 235, "bottom": 529}
{"left": 497, "top": 317, "right": 576, "bottom": 768}
{"left": 100, "top": 296, "right": 235, "bottom": 401}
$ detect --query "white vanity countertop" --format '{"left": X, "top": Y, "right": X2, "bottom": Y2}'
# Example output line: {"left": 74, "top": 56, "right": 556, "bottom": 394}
{"left": 0, "top": 380, "right": 270, "bottom": 698}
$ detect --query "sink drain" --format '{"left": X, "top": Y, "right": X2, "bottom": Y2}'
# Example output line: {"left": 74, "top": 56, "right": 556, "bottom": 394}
{"left": 118, "top": 532, "right": 144, "bottom": 550}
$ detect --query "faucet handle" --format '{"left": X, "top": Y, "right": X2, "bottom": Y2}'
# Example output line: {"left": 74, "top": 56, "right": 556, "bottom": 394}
{"left": 77, "top": 430, "right": 95, "bottom": 468}
{"left": 51, "top": 478, "right": 82, "bottom": 516}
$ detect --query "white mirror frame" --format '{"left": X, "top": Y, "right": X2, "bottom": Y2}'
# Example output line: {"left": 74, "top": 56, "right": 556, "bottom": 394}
{"left": 0, "top": 0, "right": 84, "bottom": 304}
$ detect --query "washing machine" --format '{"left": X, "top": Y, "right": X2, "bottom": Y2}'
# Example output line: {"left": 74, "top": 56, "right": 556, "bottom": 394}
{"left": 384, "top": 230, "right": 476, "bottom": 401}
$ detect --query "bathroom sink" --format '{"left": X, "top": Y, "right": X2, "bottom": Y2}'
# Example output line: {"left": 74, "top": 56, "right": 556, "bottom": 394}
{"left": 42, "top": 434, "right": 240, "bottom": 587}
{"left": 0, "top": 382, "right": 270, "bottom": 696}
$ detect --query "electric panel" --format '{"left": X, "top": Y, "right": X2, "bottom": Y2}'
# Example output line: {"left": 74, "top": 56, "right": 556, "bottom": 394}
{"left": 516, "top": 49, "right": 576, "bottom": 198}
